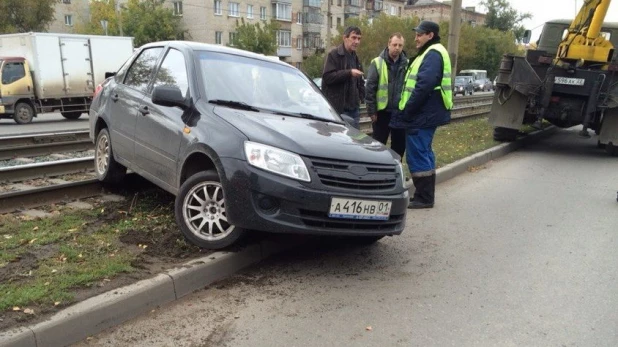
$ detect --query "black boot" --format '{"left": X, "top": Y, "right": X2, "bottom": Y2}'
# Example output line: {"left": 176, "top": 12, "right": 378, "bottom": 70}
{"left": 408, "top": 174, "right": 435, "bottom": 209}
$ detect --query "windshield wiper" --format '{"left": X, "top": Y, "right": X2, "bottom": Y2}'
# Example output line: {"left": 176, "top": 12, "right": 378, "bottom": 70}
{"left": 266, "top": 109, "right": 332, "bottom": 122}
{"left": 209, "top": 99, "right": 260, "bottom": 112}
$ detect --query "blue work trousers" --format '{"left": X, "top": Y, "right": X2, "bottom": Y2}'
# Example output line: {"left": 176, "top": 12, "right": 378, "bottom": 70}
{"left": 405, "top": 127, "right": 437, "bottom": 176}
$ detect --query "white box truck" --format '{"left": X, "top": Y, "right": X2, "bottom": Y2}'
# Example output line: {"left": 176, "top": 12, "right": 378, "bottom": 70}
{"left": 0, "top": 32, "right": 133, "bottom": 124}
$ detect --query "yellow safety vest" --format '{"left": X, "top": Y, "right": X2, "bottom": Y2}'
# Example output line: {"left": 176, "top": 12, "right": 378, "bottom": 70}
{"left": 370, "top": 57, "right": 389, "bottom": 111}
{"left": 398, "top": 43, "right": 453, "bottom": 111}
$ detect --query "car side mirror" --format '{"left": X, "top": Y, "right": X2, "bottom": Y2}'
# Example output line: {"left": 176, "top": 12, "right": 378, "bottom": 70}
{"left": 152, "top": 85, "right": 188, "bottom": 109}
{"left": 522, "top": 30, "right": 532, "bottom": 44}
{"left": 105, "top": 72, "right": 116, "bottom": 79}
{"left": 340, "top": 114, "right": 355, "bottom": 126}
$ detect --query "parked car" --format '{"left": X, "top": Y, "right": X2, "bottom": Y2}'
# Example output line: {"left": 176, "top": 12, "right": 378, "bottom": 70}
{"left": 89, "top": 41, "right": 408, "bottom": 249}
{"left": 473, "top": 77, "right": 494, "bottom": 92}
{"left": 454, "top": 76, "right": 475, "bottom": 96}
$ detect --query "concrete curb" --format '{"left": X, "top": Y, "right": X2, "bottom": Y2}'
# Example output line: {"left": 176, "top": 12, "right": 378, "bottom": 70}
{"left": 0, "top": 126, "right": 556, "bottom": 347}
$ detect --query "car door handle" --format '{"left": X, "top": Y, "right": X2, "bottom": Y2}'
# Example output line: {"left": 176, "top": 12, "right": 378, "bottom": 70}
{"left": 138, "top": 105, "right": 149, "bottom": 115}
{"left": 111, "top": 94, "right": 119, "bottom": 102}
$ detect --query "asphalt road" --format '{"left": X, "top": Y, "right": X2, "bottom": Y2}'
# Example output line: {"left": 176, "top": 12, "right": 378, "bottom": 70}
{"left": 0, "top": 113, "right": 89, "bottom": 137}
{"left": 75, "top": 127, "right": 618, "bottom": 347}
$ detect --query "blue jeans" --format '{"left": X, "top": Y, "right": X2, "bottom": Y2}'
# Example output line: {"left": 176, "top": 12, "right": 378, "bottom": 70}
{"left": 405, "top": 127, "right": 437, "bottom": 176}
{"left": 343, "top": 108, "right": 360, "bottom": 130}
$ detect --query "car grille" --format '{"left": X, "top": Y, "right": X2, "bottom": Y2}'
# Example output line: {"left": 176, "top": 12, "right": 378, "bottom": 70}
{"left": 307, "top": 157, "right": 398, "bottom": 191}
{"left": 299, "top": 209, "right": 404, "bottom": 231}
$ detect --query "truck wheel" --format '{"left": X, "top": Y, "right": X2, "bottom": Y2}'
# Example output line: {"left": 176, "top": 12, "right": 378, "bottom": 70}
{"left": 493, "top": 127, "right": 518, "bottom": 142}
{"left": 94, "top": 128, "right": 126, "bottom": 183}
{"left": 176, "top": 171, "right": 245, "bottom": 250}
{"left": 61, "top": 112, "right": 82, "bottom": 120}
{"left": 13, "top": 102, "right": 34, "bottom": 124}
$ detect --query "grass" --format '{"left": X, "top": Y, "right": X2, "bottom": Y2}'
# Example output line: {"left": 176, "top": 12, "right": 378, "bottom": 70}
{"left": 0, "top": 191, "right": 198, "bottom": 314}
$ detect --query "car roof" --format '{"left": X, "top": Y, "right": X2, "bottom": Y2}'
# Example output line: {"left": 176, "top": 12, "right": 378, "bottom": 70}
{"left": 139, "top": 41, "right": 291, "bottom": 68}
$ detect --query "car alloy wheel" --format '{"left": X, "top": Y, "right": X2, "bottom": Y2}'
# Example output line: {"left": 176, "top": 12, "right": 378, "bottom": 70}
{"left": 95, "top": 132, "right": 111, "bottom": 176}
{"left": 94, "top": 128, "right": 126, "bottom": 183}
{"left": 176, "top": 171, "right": 245, "bottom": 249}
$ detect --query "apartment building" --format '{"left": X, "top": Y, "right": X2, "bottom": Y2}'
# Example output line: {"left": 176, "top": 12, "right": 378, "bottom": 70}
{"left": 48, "top": 0, "right": 479, "bottom": 67}
{"left": 404, "top": 0, "right": 486, "bottom": 26}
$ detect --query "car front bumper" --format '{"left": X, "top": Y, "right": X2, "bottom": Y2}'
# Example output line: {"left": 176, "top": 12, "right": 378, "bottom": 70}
{"left": 220, "top": 158, "right": 408, "bottom": 237}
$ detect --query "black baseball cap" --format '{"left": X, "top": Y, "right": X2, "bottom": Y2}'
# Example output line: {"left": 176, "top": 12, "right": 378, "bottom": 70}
{"left": 414, "top": 20, "right": 440, "bottom": 35}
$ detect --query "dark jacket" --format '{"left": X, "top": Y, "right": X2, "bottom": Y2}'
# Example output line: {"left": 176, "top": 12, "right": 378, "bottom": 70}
{"left": 390, "top": 39, "right": 451, "bottom": 130}
{"left": 365, "top": 48, "right": 408, "bottom": 116}
{"left": 321, "top": 44, "right": 365, "bottom": 115}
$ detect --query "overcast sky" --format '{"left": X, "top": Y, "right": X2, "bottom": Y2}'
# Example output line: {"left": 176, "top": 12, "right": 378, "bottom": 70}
{"left": 462, "top": 0, "right": 618, "bottom": 39}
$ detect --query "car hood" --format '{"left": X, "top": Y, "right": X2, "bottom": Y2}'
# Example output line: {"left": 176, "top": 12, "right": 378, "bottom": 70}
{"left": 213, "top": 107, "right": 397, "bottom": 164}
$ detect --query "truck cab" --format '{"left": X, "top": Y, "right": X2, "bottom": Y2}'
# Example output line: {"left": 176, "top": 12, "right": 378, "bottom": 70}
{"left": 0, "top": 57, "right": 35, "bottom": 124}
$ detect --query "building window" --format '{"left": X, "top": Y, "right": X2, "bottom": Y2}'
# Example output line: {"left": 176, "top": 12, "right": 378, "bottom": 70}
{"left": 62, "top": 0, "right": 71, "bottom": 3}
{"left": 336, "top": 17, "right": 341, "bottom": 28}
{"left": 215, "top": 31, "right": 222, "bottom": 44}
{"left": 297, "top": 12, "right": 302, "bottom": 24}
{"left": 229, "top": 32, "right": 237, "bottom": 45}
{"left": 173, "top": 1, "right": 183, "bottom": 16}
{"left": 276, "top": 30, "right": 291, "bottom": 47}
{"left": 229, "top": 2, "right": 239, "bottom": 17}
{"left": 296, "top": 62, "right": 301, "bottom": 69}
{"left": 260, "top": 6, "right": 267, "bottom": 20}
{"left": 64, "top": 15, "right": 73, "bottom": 26}
{"left": 398, "top": 6, "right": 402, "bottom": 16}
{"left": 273, "top": 3, "right": 291, "bottom": 21}
{"left": 214, "top": 0, "right": 222, "bottom": 15}
{"left": 247, "top": 5, "right": 253, "bottom": 18}
{"left": 296, "top": 35, "right": 302, "bottom": 49}
{"left": 390, "top": 5, "right": 396, "bottom": 15}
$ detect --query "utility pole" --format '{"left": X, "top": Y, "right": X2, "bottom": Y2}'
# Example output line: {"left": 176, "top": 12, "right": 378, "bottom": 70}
{"left": 116, "top": 1, "right": 124, "bottom": 36}
{"left": 447, "top": 0, "right": 463, "bottom": 74}
{"left": 326, "top": 0, "right": 332, "bottom": 48}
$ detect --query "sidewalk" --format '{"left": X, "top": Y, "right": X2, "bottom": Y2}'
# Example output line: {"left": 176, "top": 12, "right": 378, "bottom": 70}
{"left": 0, "top": 127, "right": 556, "bottom": 347}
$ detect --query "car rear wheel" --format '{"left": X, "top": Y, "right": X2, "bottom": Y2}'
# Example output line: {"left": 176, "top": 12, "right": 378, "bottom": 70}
{"left": 13, "top": 102, "right": 34, "bottom": 124}
{"left": 61, "top": 112, "right": 82, "bottom": 120}
{"left": 493, "top": 126, "right": 518, "bottom": 142}
{"left": 175, "top": 170, "right": 245, "bottom": 249}
{"left": 94, "top": 128, "right": 127, "bottom": 183}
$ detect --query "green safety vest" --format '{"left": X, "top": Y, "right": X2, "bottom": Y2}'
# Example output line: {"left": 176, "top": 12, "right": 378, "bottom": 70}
{"left": 370, "top": 57, "right": 389, "bottom": 111}
{"left": 398, "top": 43, "right": 453, "bottom": 111}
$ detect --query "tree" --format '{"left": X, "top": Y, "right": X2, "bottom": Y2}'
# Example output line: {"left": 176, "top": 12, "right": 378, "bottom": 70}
{"left": 230, "top": 19, "right": 280, "bottom": 55}
{"left": 75, "top": 0, "right": 120, "bottom": 36}
{"left": 122, "top": 0, "right": 187, "bottom": 46}
{"left": 480, "top": 0, "right": 532, "bottom": 42}
{"left": 301, "top": 53, "right": 325, "bottom": 79}
{"left": 0, "top": 0, "right": 56, "bottom": 33}
{"left": 330, "top": 14, "right": 419, "bottom": 69}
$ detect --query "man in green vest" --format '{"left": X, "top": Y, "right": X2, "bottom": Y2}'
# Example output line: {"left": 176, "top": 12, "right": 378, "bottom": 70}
{"left": 365, "top": 33, "right": 408, "bottom": 158}
{"left": 390, "top": 20, "right": 453, "bottom": 209}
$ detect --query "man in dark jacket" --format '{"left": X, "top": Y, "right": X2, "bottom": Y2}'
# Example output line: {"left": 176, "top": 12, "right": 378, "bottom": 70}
{"left": 390, "top": 20, "right": 453, "bottom": 209}
{"left": 365, "top": 32, "right": 408, "bottom": 158}
{"left": 322, "top": 26, "right": 365, "bottom": 129}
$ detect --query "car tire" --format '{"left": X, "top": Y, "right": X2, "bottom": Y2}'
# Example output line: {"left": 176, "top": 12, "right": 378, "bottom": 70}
{"left": 606, "top": 142, "right": 618, "bottom": 157}
{"left": 493, "top": 126, "right": 518, "bottom": 142}
{"left": 175, "top": 170, "right": 245, "bottom": 250}
{"left": 61, "top": 112, "right": 82, "bottom": 120}
{"left": 13, "top": 102, "right": 34, "bottom": 124}
{"left": 94, "top": 128, "right": 127, "bottom": 183}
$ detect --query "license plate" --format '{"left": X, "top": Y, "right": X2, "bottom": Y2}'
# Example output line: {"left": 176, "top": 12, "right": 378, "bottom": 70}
{"left": 554, "top": 77, "right": 585, "bottom": 86}
{"left": 328, "top": 197, "right": 391, "bottom": 220}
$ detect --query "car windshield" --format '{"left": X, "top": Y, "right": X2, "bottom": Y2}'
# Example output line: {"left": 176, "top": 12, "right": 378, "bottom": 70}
{"left": 196, "top": 51, "right": 339, "bottom": 121}
{"left": 455, "top": 77, "right": 469, "bottom": 83}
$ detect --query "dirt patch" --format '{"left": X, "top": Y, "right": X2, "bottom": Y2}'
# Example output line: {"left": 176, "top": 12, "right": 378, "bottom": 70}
{"left": 0, "top": 188, "right": 212, "bottom": 332}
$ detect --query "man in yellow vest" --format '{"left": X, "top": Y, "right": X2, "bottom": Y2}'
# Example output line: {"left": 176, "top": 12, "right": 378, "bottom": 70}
{"left": 365, "top": 33, "right": 408, "bottom": 158}
{"left": 390, "top": 20, "right": 453, "bottom": 209}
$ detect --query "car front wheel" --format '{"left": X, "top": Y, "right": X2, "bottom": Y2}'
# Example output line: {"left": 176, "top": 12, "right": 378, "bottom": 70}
{"left": 94, "top": 128, "right": 127, "bottom": 183}
{"left": 175, "top": 170, "right": 245, "bottom": 249}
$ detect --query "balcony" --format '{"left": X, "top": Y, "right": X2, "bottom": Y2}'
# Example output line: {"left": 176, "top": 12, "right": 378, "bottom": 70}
{"left": 277, "top": 47, "right": 292, "bottom": 57}
{"left": 366, "top": 0, "right": 383, "bottom": 11}
{"left": 272, "top": 0, "right": 291, "bottom": 3}
{"left": 303, "top": 10, "right": 323, "bottom": 34}
{"left": 344, "top": 0, "right": 362, "bottom": 16}
{"left": 303, "top": 0, "right": 321, "bottom": 8}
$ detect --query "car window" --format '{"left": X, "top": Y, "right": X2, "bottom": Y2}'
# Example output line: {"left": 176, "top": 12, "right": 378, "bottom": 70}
{"left": 152, "top": 49, "right": 189, "bottom": 98}
{"left": 1, "top": 62, "right": 25, "bottom": 84}
{"left": 124, "top": 47, "right": 164, "bottom": 93}
{"left": 115, "top": 49, "right": 140, "bottom": 83}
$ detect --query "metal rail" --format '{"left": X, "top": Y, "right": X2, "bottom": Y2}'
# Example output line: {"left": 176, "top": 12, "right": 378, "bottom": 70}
{"left": 0, "top": 179, "right": 102, "bottom": 214}
{"left": 0, "top": 157, "right": 94, "bottom": 183}
{"left": 0, "top": 130, "right": 92, "bottom": 160}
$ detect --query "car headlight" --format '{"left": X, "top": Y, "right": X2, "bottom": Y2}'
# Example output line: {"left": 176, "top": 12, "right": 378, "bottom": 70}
{"left": 396, "top": 160, "right": 405, "bottom": 188}
{"left": 244, "top": 141, "right": 311, "bottom": 182}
